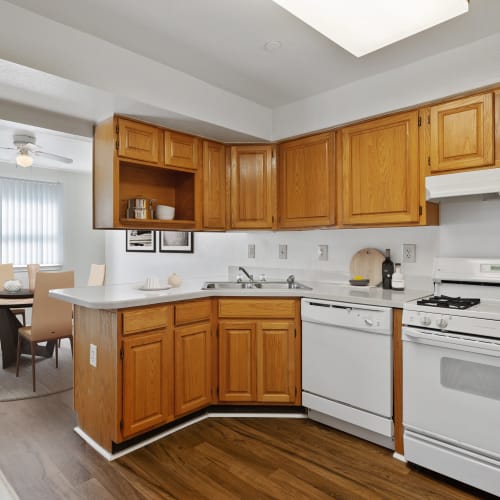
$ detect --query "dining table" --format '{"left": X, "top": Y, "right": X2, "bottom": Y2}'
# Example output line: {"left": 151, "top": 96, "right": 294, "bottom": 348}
{"left": 0, "top": 289, "right": 55, "bottom": 368}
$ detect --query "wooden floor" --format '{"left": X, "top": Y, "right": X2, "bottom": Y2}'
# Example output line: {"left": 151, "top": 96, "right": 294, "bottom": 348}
{"left": 0, "top": 391, "right": 493, "bottom": 499}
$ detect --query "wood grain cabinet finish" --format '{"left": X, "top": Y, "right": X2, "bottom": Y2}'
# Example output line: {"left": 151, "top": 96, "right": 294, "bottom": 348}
{"left": 279, "top": 132, "right": 335, "bottom": 228}
{"left": 173, "top": 299, "right": 214, "bottom": 417}
{"left": 339, "top": 110, "right": 421, "bottom": 226}
{"left": 121, "top": 330, "right": 172, "bottom": 439}
{"left": 117, "top": 117, "right": 159, "bottom": 163}
{"left": 256, "top": 321, "right": 296, "bottom": 403}
{"left": 218, "top": 298, "right": 300, "bottom": 404}
{"left": 94, "top": 116, "right": 202, "bottom": 230}
{"left": 164, "top": 130, "right": 200, "bottom": 170}
{"left": 219, "top": 321, "right": 256, "bottom": 402}
{"left": 428, "top": 92, "right": 494, "bottom": 173}
{"left": 174, "top": 323, "right": 212, "bottom": 416}
{"left": 230, "top": 145, "right": 276, "bottom": 229}
{"left": 202, "top": 140, "right": 227, "bottom": 230}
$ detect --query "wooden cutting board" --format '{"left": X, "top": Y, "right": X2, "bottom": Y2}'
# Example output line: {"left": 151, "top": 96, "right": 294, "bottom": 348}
{"left": 349, "top": 248, "right": 385, "bottom": 286}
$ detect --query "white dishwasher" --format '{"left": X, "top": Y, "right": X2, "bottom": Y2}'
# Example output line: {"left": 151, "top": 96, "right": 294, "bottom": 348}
{"left": 301, "top": 298, "right": 394, "bottom": 449}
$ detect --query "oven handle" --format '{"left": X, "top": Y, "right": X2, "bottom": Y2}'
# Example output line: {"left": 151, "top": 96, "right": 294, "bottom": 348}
{"left": 403, "top": 327, "right": 500, "bottom": 356}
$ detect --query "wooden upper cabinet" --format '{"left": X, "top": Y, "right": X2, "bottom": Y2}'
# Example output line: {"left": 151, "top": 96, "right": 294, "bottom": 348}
{"left": 203, "top": 140, "right": 227, "bottom": 230}
{"left": 428, "top": 92, "right": 494, "bottom": 174}
{"left": 339, "top": 110, "right": 420, "bottom": 226}
{"left": 164, "top": 131, "right": 199, "bottom": 170}
{"left": 117, "top": 117, "right": 159, "bottom": 163}
{"left": 230, "top": 145, "right": 276, "bottom": 229}
{"left": 279, "top": 132, "right": 335, "bottom": 228}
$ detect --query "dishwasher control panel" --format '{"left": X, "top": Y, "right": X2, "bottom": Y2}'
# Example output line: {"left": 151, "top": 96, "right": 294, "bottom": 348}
{"left": 301, "top": 298, "right": 392, "bottom": 334}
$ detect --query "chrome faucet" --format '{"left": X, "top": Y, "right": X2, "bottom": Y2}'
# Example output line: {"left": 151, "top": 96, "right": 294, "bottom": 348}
{"left": 238, "top": 266, "right": 254, "bottom": 282}
{"left": 286, "top": 274, "right": 296, "bottom": 288}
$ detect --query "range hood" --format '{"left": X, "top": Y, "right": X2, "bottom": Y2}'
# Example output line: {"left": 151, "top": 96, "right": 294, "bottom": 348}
{"left": 426, "top": 168, "right": 500, "bottom": 201}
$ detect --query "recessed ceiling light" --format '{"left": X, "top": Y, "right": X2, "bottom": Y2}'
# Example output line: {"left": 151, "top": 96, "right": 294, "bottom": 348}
{"left": 264, "top": 40, "right": 283, "bottom": 52}
{"left": 272, "top": 0, "right": 469, "bottom": 57}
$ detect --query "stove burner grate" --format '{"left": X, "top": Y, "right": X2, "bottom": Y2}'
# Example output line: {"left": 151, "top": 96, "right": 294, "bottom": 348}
{"left": 416, "top": 295, "right": 480, "bottom": 310}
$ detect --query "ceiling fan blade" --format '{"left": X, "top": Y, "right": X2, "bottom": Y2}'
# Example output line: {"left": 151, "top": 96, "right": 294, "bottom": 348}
{"left": 24, "top": 142, "right": 41, "bottom": 152}
{"left": 33, "top": 150, "right": 73, "bottom": 164}
{"left": 0, "top": 146, "right": 17, "bottom": 151}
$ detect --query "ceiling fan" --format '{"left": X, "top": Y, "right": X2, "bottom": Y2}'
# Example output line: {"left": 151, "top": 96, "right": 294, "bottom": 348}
{"left": 0, "top": 133, "right": 73, "bottom": 167}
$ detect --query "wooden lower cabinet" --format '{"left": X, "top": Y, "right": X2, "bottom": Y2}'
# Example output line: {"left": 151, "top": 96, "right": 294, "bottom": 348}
{"left": 218, "top": 298, "right": 301, "bottom": 405}
{"left": 174, "top": 322, "right": 212, "bottom": 416}
{"left": 173, "top": 299, "right": 214, "bottom": 416}
{"left": 219, "top": 321, "right": 256, "bottom": 401}
{"left": 256, "top": 321, "right": 296, "bottom": 403}
{"left": 73, "top": 297, "right": 300, "bottom": 453}
{"left": 121, "top": 330, "right": 172, "bottom": 438}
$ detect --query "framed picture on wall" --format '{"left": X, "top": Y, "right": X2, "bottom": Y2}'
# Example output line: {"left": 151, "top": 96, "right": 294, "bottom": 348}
{"left": 126, "top": 230, "right": 156, "bottom": 252}
{"left": 159, "top": 231, "right": 194, "bottom": 253}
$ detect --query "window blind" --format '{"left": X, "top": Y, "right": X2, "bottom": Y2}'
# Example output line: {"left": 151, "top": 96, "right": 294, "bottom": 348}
{"left": 0, "top": 177, "right": 63, "bottom": 266}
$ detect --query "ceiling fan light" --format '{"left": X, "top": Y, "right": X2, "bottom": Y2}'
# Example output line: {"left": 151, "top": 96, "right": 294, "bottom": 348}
{"left": 16, "top": 152, "right": 33, "bottom": 167}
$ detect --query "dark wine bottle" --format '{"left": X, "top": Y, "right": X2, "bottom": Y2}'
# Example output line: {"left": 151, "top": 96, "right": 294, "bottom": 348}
{"left": 382, "top": 248, "right": 394, "bottom": 289}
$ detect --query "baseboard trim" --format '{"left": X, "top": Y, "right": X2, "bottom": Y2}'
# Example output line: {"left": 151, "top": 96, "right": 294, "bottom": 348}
{"left": 76, "top": 410, "right": 307, "bottom": 461}
{"left": 393, "top": 452, "right": 407, "bottom": 463}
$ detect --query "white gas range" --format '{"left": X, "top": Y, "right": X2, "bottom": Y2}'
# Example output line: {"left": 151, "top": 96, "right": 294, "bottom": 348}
{"left": 402, "top": 258, "right": 500, "bottom": 497}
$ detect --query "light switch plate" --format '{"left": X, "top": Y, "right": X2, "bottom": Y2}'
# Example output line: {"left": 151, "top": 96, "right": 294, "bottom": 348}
{"left": 279, "top": 244, "right": 288, "bottom": 259}
{"left": 248, "top": 244, "right": 255, "bottom": 259}
{"left": 318, "top": 244, "right": 328, "bottom": 261}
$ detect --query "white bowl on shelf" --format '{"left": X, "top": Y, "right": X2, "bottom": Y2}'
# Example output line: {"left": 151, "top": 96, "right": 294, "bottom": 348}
{"left": 156, "top": 205, "right": 175, "bottom": 220}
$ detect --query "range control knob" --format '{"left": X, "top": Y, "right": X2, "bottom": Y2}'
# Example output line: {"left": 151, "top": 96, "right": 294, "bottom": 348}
{"left": 436, "top": 318, "right": 448, "bottom": 329}
{"left": 419, "top": 316, "right": 432, "bottom": 326}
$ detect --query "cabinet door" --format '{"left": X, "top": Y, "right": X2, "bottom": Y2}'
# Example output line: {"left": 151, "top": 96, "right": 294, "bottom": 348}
{"left": 429, "top": 93, "right": 494, "bottom": 173}
{"left": 203, "top": 140, "right": 226, "bottom": 230}
{"left": 230, "top": 145, "right": 275, "bottom": 229}
{"left": 256, "top": 321, "right": 296, "bottom": 403}
{"left": 164, "top": 130, "right": 199, "bottom": 170}
{"left": 340, "top": 111, "right": 420, "bottom": 225}
{"left": 121, "top": 331, "right": 171, "bottom": 438}
{"left": 174, "top": 323, "right": 212, "bottom": 416}
{"left": 219, "top": 321, "right": 256, "bottom": 401}
{"left": 117, "top": 117, "right": 159, "bottom": 163}
{"left": 279, "top": 133, "right": 335, "bottom": 228}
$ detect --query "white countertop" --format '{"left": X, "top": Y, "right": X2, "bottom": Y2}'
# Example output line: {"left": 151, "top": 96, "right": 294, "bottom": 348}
{"left": 49, "top": 279, "right": 431, "bottom": 310}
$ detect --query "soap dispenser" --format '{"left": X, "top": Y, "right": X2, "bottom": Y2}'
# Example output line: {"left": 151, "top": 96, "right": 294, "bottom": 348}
{"left": 391, "top": 263, "right": 405, "bottom": 291}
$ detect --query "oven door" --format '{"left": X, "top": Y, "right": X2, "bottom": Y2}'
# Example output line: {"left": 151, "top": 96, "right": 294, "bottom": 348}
{"left": 403, "top": 326, "right": 500, "bottom": 459}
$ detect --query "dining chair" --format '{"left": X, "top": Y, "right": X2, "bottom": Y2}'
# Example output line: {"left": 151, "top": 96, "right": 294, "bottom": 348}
{"left": 27, "top": 263, "right": 41, "bottom": 291}
{"left": 15, "top": 271, "right": 74, "bottom": 392}
{"left": 0, "top": 263, "right": 26, "bottom": 325}
{"left": 88, "top": 263, "right": 105, "bottom": 286}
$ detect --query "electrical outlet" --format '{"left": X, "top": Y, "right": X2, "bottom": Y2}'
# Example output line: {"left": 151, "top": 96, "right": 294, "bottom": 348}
{"left": 248, "top": 243, "right": 255, "bottom": 259}
{"left": 90, "top": 343, "right": 97, "bottom": 367}
{"left": 279, "top": 244, "right": 288, "bottom": 259}
{"left": 402, "top": 243, "right": 416, "bottom": 263}
{"left": 318, "top": 244, "right": 328, "bottom": 261}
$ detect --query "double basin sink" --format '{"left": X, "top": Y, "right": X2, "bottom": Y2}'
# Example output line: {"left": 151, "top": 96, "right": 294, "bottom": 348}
{"left": 201, "top": 280, "right": 312, "bottom": 291}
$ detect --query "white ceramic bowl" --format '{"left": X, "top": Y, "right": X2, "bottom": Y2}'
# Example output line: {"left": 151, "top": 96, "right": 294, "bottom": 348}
{"left": 156, "top": 205, "right": 175, "bottom": 220}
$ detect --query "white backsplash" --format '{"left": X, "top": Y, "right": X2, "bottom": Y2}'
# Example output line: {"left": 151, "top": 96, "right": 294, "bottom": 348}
{"left": 105, "top": 197, "right": 500, "bottom": 289}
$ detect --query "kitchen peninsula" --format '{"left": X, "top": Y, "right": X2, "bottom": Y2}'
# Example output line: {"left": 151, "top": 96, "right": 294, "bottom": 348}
{"left": 51, "top": 280, "right": 429, "bottom": 459}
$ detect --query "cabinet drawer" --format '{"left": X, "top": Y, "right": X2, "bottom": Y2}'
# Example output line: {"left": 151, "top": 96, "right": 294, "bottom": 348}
{"left": 218, "top": 299, "right": 296, "bottom": 319}
{"left": 121, "top": 305, "right": 168, "bottom": 335}
{"left": 174, "top": 299, "right": 211, "bottom": 326}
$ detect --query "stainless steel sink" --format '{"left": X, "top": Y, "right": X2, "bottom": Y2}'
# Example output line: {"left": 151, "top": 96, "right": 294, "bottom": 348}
{"left": 201, "top": 280, "right": 312, "bottom": 290}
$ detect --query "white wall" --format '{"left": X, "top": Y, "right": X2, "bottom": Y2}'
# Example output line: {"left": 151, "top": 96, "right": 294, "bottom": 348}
{"left": 105, "top": 198, "right": 500, "bottom": 290}
{"left": 272, "top": 32, "right": 500, "bottom": 140}
{"left": 1, "top": 163, "right": 105, "bottom": 286}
